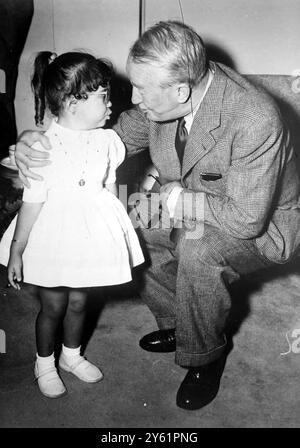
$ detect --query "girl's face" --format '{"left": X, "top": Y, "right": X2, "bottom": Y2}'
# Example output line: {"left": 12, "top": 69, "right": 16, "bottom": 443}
{"left": 73, "top": 86, "right": 112, "bottom": 129}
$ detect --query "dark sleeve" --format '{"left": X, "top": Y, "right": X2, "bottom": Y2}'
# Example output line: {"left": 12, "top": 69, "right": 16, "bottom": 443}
{"left": 113, "top": 106, "right": 150, "bottom": 157}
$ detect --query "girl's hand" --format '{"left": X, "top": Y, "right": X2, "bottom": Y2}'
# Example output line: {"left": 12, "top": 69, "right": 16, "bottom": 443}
{"left": 7, "top": 254, "right": 23, "bottom": 290}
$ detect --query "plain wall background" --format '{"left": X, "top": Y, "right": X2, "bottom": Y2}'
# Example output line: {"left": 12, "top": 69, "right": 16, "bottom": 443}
{"left": 144, "top": 0, "right": 300, "bottom": 75}
{"left": 15, "top": 0, "right": 300, "bottom": 133}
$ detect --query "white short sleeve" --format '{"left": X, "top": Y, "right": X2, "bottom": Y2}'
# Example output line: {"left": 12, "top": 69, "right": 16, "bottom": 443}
{"left": 104, "top": 130, "right": 126, "bottom": 184}
{"left": 22, "top": 142, "right": 51, "bottom": 203}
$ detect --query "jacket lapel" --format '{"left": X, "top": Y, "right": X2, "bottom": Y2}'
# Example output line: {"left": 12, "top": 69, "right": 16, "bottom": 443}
{"left": 182, "top": 65, "right": 227, "bottom": 179}
{"left": 150, "top": 120, "right": 181, "bottom": 180}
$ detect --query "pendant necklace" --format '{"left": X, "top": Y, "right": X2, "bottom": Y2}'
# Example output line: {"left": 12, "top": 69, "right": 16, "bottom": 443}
{"left": 54, "top": 131, "right": 90, "bottom": 186}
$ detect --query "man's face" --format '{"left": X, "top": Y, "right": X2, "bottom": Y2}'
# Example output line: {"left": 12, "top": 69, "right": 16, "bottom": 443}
{"left": 126, "top": 60, "right": 184, "bottom": 122}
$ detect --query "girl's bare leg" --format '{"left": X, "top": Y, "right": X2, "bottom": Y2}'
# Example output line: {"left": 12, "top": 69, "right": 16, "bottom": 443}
{"left": 36, "top": 287, "right": 68, "bottom": 356}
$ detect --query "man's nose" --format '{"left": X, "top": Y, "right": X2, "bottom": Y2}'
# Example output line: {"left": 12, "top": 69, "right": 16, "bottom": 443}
{"left": 131, "top": 87, "right": 142, "bottom": 104}
{"left": 107, "top": 100, "right": 112, "bottom": 108}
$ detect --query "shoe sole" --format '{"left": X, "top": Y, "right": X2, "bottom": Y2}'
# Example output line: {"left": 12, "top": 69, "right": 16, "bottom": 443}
{"left": 59, "top": 363, "right": 103, "bottom": 383}
{"left": 139, "top": 341, "right": 176, "bottom": 353}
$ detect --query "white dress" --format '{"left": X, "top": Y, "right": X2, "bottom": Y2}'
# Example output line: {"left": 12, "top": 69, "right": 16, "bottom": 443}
{"left": 0, "top": 120, "right": 144, "bottom": 287}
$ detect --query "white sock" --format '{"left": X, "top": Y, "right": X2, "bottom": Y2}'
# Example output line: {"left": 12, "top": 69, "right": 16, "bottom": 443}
{"left": 62, "top": 344, "right": 81, "bottom": 359}
{"left": 36, "top": 353, "right": 55, "bottom": 373}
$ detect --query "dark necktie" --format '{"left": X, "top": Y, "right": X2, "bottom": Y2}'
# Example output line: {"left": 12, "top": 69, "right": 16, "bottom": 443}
{"left": 170, "top": 117, "right": 188, "bottom": 245}
{"left": 175, "top": 117, "right": 188, "bottom": 164}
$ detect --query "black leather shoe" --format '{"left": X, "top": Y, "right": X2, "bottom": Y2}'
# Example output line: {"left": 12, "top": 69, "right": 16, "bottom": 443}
{"left": 176, "top": 355, "right": 226, "bottom": 410}
{"left": 139, "top": 329, "right": 176, "bottom": 353}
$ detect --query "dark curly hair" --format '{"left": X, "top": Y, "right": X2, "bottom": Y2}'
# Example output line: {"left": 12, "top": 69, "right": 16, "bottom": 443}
{"left": 31, "top": 51, "right": 112, "bottom": 125}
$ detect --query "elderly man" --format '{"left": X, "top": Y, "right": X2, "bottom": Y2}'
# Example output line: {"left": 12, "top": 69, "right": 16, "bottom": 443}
{"left": 15, "top": 21, "right": 300, "bottom": 410}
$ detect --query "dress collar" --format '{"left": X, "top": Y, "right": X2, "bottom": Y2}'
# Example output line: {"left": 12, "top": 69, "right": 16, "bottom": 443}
{"left": 48, "top": 119, "right": 93, "bottom": 138}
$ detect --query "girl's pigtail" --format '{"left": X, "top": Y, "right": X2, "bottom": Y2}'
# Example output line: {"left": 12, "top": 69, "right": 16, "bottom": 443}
{"left": 31, "top": 51, "right": 54, "bottom": 126}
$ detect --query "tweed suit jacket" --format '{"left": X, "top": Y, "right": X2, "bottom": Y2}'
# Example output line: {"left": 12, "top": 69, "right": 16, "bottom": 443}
{"left": 114, "top": 63, "right": 300, "bottom": 264}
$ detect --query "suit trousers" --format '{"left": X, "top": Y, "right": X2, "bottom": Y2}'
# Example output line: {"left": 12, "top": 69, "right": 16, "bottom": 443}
{"left": 138, "top": 224, "right": 273, "bottom": 367}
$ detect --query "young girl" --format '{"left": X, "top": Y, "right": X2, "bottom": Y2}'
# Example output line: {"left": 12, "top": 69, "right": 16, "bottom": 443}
{"left": 0, "top": 51, "right": 144, "bottom": 398}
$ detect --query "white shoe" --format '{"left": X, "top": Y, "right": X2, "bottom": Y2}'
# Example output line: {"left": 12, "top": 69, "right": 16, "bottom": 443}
{"left": 34, "top": 362, "right": 67, "bottom": 398}
{"left": 59, "top": 354, "right": 103, "bottom": 383}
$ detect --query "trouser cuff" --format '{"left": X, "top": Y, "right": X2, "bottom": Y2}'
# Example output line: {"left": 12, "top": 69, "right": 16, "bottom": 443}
{"left": 175, "top": 337, "right": 227, "bottom": 367}
{"left": 156, "top": 316, "right": 176, "bottom": 330}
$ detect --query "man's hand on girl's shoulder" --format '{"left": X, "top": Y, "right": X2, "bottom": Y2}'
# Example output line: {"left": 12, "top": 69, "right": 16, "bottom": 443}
{"left": 15, "top": 130, "right": 52, "bottom": 187}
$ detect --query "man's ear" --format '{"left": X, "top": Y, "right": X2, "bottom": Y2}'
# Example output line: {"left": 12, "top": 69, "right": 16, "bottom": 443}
{"left": 177, "top": 84, "right": 191, "bottom": 103}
